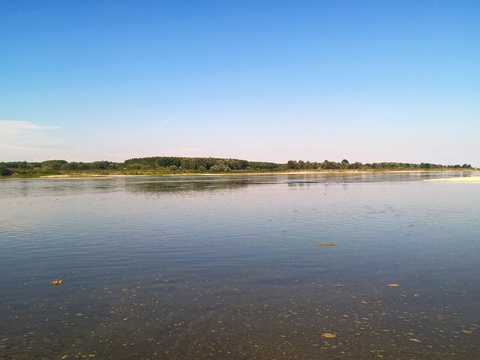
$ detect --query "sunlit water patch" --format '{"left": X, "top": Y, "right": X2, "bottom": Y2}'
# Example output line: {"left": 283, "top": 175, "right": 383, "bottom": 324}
{"left": 1, "top": 172, "right": 480, "bottom": 359}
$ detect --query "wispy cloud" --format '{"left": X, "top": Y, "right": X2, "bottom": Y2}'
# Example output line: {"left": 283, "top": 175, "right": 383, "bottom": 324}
{"left": 130, "top": 118, "right": 173, "bottom": 139}
{"left": 0, "top": 120, "right": 59, "bottom": 136}
{"left": 0, "top": 121, "right": 62, "bottom": 161}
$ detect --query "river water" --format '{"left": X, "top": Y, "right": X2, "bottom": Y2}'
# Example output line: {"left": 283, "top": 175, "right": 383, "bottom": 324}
{"left": 1, "top": 172, "right": 479, "bottom": 359}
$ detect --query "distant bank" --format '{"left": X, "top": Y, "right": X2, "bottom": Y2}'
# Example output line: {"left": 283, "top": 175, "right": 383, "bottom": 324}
{"left": 0, "top": 156, "right": 475, "bottom": 178}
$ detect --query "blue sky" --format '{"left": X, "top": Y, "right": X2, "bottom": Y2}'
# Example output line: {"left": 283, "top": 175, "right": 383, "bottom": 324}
{"left": 1, "top": 0, "right": 479, "bottom": 165}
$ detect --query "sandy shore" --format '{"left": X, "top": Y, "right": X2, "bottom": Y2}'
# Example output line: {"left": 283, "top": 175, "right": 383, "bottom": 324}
{"left": 1, "top": 170, "right": 478, "bottom": 181}
{"left": 1, "top": 172, "right": 324, "bottom": 180}
{"left": 423, "top": 176, "right": 480, "bottom": 182}
{"left": 0, "top": 175, "right": 114, "bottom": 181}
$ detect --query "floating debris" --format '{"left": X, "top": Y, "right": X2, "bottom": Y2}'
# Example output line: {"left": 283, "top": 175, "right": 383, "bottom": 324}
{"left": 388, "top": 284, "right": 399, "bottom": 287}
{"left": 462, "top": 330, "right": 473, "bottom": 334}
{"left": 409, "top": 338, "right": 421, "bottom": 342}
{"left": 50, "top": 280, "right": 64, "bottom": 285}
{"left": 315, "top": 244, "right": 336, "bottom": 246}
{"left": 369, "top": 301, "right": 377, "bottom": 305}
{"left": 322, "top": 333, "right": 337, "bottom": 338}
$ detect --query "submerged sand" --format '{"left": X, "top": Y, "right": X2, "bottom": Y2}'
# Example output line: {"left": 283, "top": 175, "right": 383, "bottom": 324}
{"left": 423, "top": 176, "right": 480, "bottom": 182}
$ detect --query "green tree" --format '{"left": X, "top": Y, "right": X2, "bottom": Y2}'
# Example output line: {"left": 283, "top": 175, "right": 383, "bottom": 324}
{"left": 287, "top": 160, "right": 298, "bottom": 170}
{"left": 42, "top": 160, "right": 68, "bottom": 170}
{"left": 0, "top": 165, "right": 12, "bottom": 176}
{"left": 349, "top": 162, "right": 362, "bottom": 169}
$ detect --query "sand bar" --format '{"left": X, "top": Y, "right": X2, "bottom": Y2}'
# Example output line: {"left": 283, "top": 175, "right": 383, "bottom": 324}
{"left": 423, "top": 176, "right": 480, "bottom": 183}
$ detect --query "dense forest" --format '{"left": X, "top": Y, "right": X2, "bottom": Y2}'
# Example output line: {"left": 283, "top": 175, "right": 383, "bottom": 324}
{"left": 0, "top": 156, "right": 474, "bottom": 177}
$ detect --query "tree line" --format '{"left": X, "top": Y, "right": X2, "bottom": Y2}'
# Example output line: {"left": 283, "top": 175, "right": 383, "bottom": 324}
{"left": 0, "top": 157, "right": 474, "bottom": 176}
{"left": 285, "top": 159, "right": 473, "bottom": 170}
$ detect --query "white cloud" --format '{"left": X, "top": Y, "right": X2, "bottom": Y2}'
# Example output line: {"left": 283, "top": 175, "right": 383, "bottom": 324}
{"left": 0, "top": 120, "right": 59, "bottom": 136}
{"left": 0, "top": 120, "right": 62, "bottom": 161}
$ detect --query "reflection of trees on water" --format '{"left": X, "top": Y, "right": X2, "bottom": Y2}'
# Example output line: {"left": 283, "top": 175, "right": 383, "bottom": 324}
{"left": 285, "top": 171, "right": 475, "bottom": 185}
{"left": 124, "top": 178, "right": 255, "bottom": 194}
{"left": 4, "top": 171, "right": 476, "bottom": 198}
{"left": 0, "top": 179, "right": 110, "bottom": 198}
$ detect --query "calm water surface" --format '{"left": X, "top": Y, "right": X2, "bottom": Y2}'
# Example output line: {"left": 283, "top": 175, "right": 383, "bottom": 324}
{"left": 1, "top": 172, "right": 480, "bottom": 359}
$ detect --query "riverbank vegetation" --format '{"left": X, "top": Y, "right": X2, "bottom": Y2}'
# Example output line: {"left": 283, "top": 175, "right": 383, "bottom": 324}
{"left": 0, "top": 157, "right": 475, "bottom": 177}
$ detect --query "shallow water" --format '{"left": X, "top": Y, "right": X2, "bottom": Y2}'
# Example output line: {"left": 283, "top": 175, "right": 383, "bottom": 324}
{"left": 1, "top": 172, "right": 480, "bottom": 359}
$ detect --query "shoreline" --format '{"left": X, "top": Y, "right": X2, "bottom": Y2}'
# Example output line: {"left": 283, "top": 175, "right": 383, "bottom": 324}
{"left": 1, "top": 169, "right": 477, "bottom": 181}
